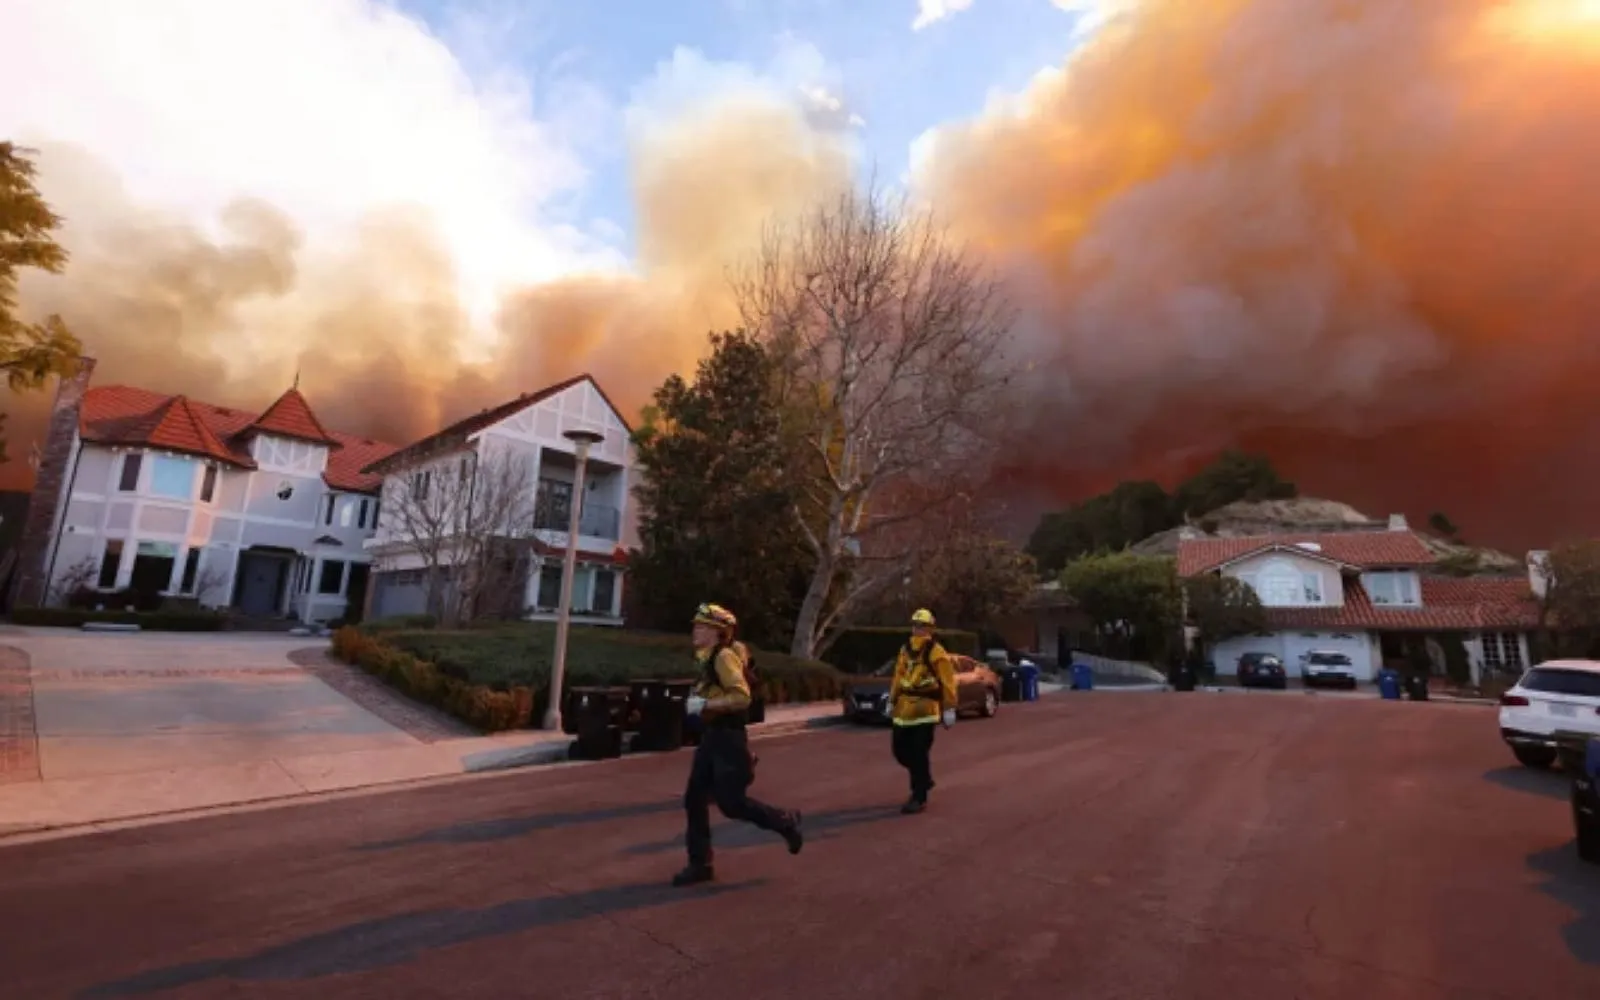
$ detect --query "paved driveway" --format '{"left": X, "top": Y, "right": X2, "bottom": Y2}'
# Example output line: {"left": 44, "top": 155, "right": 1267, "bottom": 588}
{"left": 1, "top": 630, "right": 416, "bottom": 782}
{"left": 2, "top": 692, "right": 1596, "bottom": 999}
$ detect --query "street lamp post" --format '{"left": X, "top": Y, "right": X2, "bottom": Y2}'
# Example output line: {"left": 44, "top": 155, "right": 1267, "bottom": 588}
{"left": 543, "top": 428, "right": 605, "bottom": 732}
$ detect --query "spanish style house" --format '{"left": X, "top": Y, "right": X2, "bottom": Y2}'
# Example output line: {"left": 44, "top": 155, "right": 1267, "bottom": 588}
{"left": 10, "top": 358, "right": 399, "bottom": 621}
{"left": 359, "top": 374, "right": 636, "bottom": 625}
{"left": 1177, "top": 516, "right": 1541, "bottom": 683}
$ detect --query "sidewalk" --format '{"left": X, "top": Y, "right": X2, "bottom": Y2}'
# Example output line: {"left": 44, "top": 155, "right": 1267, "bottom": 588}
{"left": 0, "top": 701, "right": 842, "bottom": 840}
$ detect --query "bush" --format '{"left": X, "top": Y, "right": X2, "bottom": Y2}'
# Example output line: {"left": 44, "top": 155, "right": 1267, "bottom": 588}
{"left": 822, "top": 626, "right": 980, "bottom": 674}
{"left": 9, "top": 607, "right": 226, "bottom": 631}
{"left": 64, "top": 586, "right": 166, "bottom": 613}
{"left": 360, "top": 613, "right": 439, "bottom": 633}
{"left": 330, "top": 623, "right": 846, "bottom": 731}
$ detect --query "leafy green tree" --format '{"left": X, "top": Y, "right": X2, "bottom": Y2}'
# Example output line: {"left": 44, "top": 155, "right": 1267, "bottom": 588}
{"left": 629, "top": 330, "right": 815, "bottom": 649}
{"left": 1027, "top": 480, "right": 1174, "bottom": 573}
{"left": 1541, "top": 541, "right": 1600, "bottom": 658}
{"left": 1184, "top": 572, "right": 1267, "bottom": 648}
{"left": 1059, "top": 551, "right": 1182, "bottom": 663}
{"left": 888, "top": 532, "right": 1036, "bottom": 631}
{"left": 1, "top": 142, "right": 82, "bottom": 462}
{"left": 1170, "top": 449, "right": 1297, "bottom": 519}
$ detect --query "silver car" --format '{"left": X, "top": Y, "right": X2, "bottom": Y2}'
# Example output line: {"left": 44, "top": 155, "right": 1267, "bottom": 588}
{"left": 1300, "top": 650, "right": 1357, "bottom": 689}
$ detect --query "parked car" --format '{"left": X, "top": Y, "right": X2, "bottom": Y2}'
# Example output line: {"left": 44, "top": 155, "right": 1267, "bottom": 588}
{"left": 1498, "top": 660, "right": 1600, "bottom": 768}
{"left": 1237, "top": 652, "right": 1287, "bottom": 690}
{"left": 1299, "top": 650, "right": 1358, "bottom": 689}
{"left": 841, "top": 654, "right": 1001, "bottom": 725}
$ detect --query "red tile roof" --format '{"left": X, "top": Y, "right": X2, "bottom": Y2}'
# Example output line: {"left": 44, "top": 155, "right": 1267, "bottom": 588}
{"left": 79, "top": 385, "right": 398, "bottom": 494}
{"left": 1263, "top": 576, "right": 1540, "bottom": 632}
{"left": 242, "top": 388, "right": 339, "bottom": 446}
{"left": 1177, "top": 531, "right": 1437, "bottom": 576}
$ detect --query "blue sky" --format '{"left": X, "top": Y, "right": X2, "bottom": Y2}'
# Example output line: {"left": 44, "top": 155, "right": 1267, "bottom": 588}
{"left": 396, "top": 0, "right": 1088, "bottom": 255}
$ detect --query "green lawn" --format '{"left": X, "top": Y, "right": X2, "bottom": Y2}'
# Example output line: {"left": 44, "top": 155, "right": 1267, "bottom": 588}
{"left": 372, "top": 622, "right": 846, "bottom": 702}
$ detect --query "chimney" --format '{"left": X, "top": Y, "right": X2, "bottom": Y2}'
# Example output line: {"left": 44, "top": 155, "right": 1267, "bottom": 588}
{"left": 9, "top": 357, "right": 97, "bottom": 609}
{"left": 1387, "top": 513, "right": 1408, "bottom": 532}
{"left": 1527, "top": 550, "right": 1550, "bottom": 599}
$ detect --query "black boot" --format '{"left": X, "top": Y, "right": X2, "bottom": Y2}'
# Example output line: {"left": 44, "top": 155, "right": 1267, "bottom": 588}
{"left": 781, "top": 811, "right": 804, "bottom": 855}
{"left": 900, "top": 797, "right": 926, "bottom": 815}
{"left": 672, "top": 864, "right": 715, "bottom": 887}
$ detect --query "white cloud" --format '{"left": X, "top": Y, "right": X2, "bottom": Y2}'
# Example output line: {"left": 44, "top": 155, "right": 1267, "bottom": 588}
{"left": 0, "top": 0, "right": 621, "bottom": 334}
{"left": 912, "top": 0, "right": 977, "bottom": 31}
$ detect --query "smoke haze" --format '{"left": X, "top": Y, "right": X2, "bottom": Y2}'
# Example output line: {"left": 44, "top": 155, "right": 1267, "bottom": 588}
{"left": 4, "top": 0, "right": 1599, "bottom": 550}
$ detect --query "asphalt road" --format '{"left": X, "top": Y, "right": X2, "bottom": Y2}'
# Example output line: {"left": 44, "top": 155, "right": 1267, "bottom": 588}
{"left": 3, "top": 692, "right": 1599, "bottom": 1000}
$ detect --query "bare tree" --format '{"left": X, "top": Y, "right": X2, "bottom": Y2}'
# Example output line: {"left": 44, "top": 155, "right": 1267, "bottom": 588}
{"left": 734, "top": 186, "right": 1020, "bottom": 658}
{"left": 47, "top": 555, "right": 99, "bottom": 607}
{"left": 378, "top": 449, "right": 540, "bottom": 625}
{"left": 193, "top": 561, "right": 231, "bottom": 609}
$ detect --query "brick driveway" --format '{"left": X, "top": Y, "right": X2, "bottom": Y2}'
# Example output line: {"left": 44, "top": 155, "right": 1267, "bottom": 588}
{"left": 0, "top": 646, "right": 39, "bottom": 785}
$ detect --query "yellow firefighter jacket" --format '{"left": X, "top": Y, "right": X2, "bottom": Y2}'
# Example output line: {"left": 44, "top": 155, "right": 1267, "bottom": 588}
{"left": 889, "top": 636, "right": 958, "bottom": 726}
{"left": 693, "top": 644, "right": 752, "bottom": 720}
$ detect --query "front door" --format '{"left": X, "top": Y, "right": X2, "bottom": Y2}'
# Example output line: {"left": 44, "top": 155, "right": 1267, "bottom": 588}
{"left": 236, "top": 553, "right": 286, "bottom": 616}
{"left": 344, "top": 563, "right": 371, "bottom": 623}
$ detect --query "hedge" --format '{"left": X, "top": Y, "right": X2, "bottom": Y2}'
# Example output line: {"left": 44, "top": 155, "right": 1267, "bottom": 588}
{"left": 331, "top": 622, "right": 848, "bottom": 732}
{"left": 822, "top": 626, "right": 981, "bottom": 674}
{"left": 9, "top": 607, "right": 228, "bottom": 631}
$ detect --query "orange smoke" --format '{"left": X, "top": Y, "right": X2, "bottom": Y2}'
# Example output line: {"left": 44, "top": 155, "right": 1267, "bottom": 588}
{"left": 919, "top": 0, "right": 1600, "bottom": 549}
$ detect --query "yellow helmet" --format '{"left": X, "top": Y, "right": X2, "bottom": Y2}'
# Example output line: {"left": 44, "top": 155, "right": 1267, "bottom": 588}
{"left": 910, "top": 608, "right": 936, "bottom": 627}
{"left": 693, "top": 603, "right": 738, "bottom": 630}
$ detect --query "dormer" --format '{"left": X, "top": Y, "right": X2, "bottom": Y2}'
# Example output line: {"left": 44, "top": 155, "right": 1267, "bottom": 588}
{"left": 233, "top": 386, "right": 340, "bottom": 476}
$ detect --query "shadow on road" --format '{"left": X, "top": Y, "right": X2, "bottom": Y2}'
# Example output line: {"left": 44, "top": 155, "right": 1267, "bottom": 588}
{"left": 1483, "top": 766, "right": 1570, "bottom": 801}
{"left": 76, "top": 877, "right": 765, "bottom": 998}
{"left": 354, "top": 799, "right": 682, "bottom": 851}
{"left": 622, "top": 803, "right": 904, "bottom": 856}
{"left": 1526, "top": 843, "right": 1600, "bottom": 965}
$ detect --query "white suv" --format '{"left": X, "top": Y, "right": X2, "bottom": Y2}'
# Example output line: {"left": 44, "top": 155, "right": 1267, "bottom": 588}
{"left": 1498, "top": 660, "right": 1600, "bottom": 768}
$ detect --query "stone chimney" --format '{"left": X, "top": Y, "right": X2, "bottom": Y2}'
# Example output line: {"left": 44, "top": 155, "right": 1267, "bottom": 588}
{"left": 1527, "top": 550, "right": 1551, "bottom": 599}
{"left": 9, "top": 357, "right": 97, "bottom": 609}
{"left": 1387, "top": 513, "right": 1408, "bottom": 532}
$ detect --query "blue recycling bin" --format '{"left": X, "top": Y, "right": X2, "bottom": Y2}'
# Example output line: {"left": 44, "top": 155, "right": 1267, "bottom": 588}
{"left": 1070, "top": 661, "right": 1094, "bottom": 691}
{"left": 1377, "top": 668, "right": 1401, "bottom": 700}
{"left": 1019, "top": 664, "right": 1040, "bottom": 701}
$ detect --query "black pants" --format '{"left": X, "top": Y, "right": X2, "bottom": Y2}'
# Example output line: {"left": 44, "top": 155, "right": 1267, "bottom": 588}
{"left": 685, "top": 724, "right": 791, "bottom": 867}
{"left": 891, "top": 722, "right": 937, "bottom": 801}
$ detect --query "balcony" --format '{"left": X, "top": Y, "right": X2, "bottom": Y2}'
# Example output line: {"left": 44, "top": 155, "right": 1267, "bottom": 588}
{"left": 534, "top": 500, "right": 620, "bottom": 541}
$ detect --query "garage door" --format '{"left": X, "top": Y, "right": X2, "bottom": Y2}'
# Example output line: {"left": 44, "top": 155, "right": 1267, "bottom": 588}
{"left": 1282, "top": 632, "right": 1374, "bottom": 680}
{"left": 1209, "top": 635, "right": 1285, "bottom": 676}
{"left": 371, "top": 572, "right": 428, "bottom": 619}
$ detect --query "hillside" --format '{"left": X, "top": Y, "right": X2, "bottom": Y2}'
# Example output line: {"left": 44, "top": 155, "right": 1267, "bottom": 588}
{"left": 1128, "top": 497, "right": 1523, "bottom": 575}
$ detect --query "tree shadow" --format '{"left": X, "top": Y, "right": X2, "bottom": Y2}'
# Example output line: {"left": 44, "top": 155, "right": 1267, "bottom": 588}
{"left": 1526, "top": 843, "right": 1600, "bottom": 966}
{"left": 1483, "top": 766, "right": 1570, "bottom": 801}
{"left": 621, "top": 803, "right": 904, "bottom": 857}
{"left": 355, "top": 799, "right": 683, "bottom": 851}
{"left": 77, "top": 877, "right": 765, "bottom": 997}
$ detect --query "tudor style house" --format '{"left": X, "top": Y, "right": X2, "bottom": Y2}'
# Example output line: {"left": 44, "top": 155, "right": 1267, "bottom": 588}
{"left": 1177, "top": 515, "right": 1541, "bottom": 684}
{"left": 9, "top": 358, "right": 399, "bottom": 622}
{"left": 359, "top": 373, "right": 636, "bottom": 625}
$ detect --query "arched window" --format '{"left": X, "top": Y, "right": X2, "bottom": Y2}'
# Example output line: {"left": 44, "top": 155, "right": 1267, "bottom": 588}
{"left": 1252, "top": 558, "right": 1323, "bottom": 607}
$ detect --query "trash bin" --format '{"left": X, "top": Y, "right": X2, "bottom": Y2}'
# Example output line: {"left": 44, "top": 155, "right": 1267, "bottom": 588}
{"left": 630, "top": 679, "right": 687, "bottom": 753}
{"left": 1000, "top": 666, "right": 1024, "bottom": 702}
{"left": 1403, "top": 673, "right": 1430, "bottom": 701}
{"left": 567, "top": 686, "right": 626, "bottom": 760}
{"left": 1070, "top": 661, "right": 1094, "bottom": 691}
{"left": 1377, "top": 668, "right": 1401, "bottom": 700}
{"left": 1170, "top": 663, "right": 1196, "bottom": 692}
{"left": 1018, "top": 664, "right": 1041, "bottom": 702}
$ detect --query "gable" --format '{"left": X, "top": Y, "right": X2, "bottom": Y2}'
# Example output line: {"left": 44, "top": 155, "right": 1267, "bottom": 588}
{"left": 484, "top": 377, "right": 632, "bottom": 465}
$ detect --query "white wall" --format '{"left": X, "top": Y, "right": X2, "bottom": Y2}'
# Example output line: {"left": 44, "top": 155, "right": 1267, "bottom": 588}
{"left": 1222, "top": 550, "right": 1346, "bottom": 607}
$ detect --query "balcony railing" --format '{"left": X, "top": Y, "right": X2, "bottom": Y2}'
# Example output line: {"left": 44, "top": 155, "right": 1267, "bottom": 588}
{"left": 533, "top": 500, "right": 620, "bottom": 540}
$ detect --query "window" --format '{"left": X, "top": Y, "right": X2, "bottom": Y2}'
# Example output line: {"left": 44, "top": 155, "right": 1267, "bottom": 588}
{"left": 323, "top": 494, "right": 336, "bottom": 525}
{"left": 592, "top": 569, "right": 616, "bottom": 614}
{"left": 130, "top": 541, "right": 178, "bottom": 594}
{"left": 370, "top": 500, "right": 381, "bottom": 529}
{"left": 1520, "top": 665, "right": 1600, "bottom": 697}
{"left": 179, "top": 548, "right": 201, "bottom": 594}
{"left": 1364, "top": 571, "right": 1419, "bottom": 607}
{"left": 200, "top": 465, "right": 218, "bottom": 503}
{"left": 538, "top": 478, "right": 572, "bottom": 529}
{"left": 538, "top": 564, "right": 563, "bottom": 608}
{"left": 410, "top": 470, "right": 431, "bottom": 501}
{"left": 318, "top": 560, "right": 346, "bottom": 595}
{"left": 1256, "top": 560, "right": 1305, "bottom": 606}
{"left": 339, "top": 498, "right": 355, "bottom": 528}
{"left": 97, "top": 539, "right": 123, "bottom": 589}
{"left": 1482, "top": 632, "right": 1525, "bottom": 673}
{"left": 149, "top": 455, "right": 196, "bottom": 499}
{"left": 358, "top": 498, "right": 370, "bottom": 529}
{"left": 118, "top": 453, "right": 143, "bottom": 492}
{"left": 1302, "top": 573, "right": 1323, "bottom": 604}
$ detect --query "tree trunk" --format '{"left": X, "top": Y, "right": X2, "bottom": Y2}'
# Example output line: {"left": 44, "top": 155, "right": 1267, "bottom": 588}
{"left": 789, "top": 553, "right": 835, "bottom": 660}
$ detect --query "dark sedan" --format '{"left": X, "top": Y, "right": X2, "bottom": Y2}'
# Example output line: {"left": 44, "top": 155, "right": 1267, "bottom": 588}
{"left": 1238, "top": 652, "right": 1287, "bottom": 689}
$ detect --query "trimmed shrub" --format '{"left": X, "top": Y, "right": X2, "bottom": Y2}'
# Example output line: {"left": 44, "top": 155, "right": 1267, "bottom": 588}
{"left": 9, "top": 607, "right": 226, "bottom": 631}
{"left": 822, "top": 626, "right": 981, "bottom": 674}
{"left": 360, "top": 613, "right": 439, "bottom": 633}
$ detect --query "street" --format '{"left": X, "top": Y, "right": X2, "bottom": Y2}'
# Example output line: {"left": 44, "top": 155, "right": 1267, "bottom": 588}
{"left": 2, "top": 692, "right": 1598, "bottom": 999}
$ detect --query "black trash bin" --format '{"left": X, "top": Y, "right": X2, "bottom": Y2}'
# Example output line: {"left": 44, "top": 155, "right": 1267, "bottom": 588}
{"left": 1171, "top": 664, "right": 1197, "bottom": 692}
{"left": 631, "top": 678, "right": 688, "bottom": 753}
{"left": 1403, "top": 673, "right": 1430, "bottom": 701}
{"left": 1000, "top": 666, "right": 1024, "bottom": 703}
{"left": 567, "top": 686, "right": 626, "bottom": 760}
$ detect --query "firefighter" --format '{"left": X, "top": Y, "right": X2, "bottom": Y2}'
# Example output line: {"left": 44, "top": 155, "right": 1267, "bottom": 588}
{"left": 674, "top": 603, "right": 803, "bottom": 887}
{"left": 888, "top": 608, "right": 958, "bottom": 814}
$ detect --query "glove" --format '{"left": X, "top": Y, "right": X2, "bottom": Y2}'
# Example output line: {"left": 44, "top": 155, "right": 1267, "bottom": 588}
{"left": 685, "top": 695, "right": 707, "bottom": 716}
{"left": 942, "top": 709, "right": 956, "bottom": 728}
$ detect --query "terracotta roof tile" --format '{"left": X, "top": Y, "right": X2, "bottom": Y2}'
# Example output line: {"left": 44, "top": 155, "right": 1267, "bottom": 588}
{"left": 79, "top": 385, "right": 398, "bottom": 494}
{"left": 1177, "top": 530, "right": 1437, "bottom": 576}
{"left": 243, "top": 388, "right": 339, "bottom": 446}
{"left": 1263, "top": 576, "right": 1540, "bottom": 632}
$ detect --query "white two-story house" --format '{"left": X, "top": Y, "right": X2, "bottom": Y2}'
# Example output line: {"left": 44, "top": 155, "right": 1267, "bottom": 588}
{"left": 361, "top": 373, "right": 637, "bottom": 625}
{"left": 1178, "top": 515, "right": 1541, "bottom": 683}
{"left": 18, "top": 358, "right": 399, "bottom": 623}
